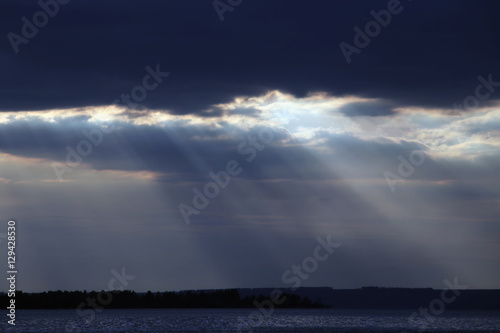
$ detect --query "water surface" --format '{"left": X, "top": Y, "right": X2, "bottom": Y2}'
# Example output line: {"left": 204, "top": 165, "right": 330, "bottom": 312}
{"left": 1, "top": 308, "right": 499, "bottom": 332}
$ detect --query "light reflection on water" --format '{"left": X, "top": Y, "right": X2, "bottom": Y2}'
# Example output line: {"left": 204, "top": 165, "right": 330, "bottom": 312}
{"left": 1, "top": 308, "right": 499, "bottom": 332}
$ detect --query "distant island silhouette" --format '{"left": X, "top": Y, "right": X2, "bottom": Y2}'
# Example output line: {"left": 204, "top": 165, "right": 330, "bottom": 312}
{"left": 2, "top": 287, "right": 499, "bottom": 310}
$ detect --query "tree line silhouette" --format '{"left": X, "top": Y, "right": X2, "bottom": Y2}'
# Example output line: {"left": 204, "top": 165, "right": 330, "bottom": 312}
{"left": 3, "top": 287, "right": 498, "bottom": 310}
{"left": 0, "top": 289, "right": 325, "bottom": 309}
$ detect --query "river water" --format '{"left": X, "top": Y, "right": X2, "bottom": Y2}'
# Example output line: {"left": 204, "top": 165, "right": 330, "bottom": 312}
{"left": 1, "top": 308, "right": 499, "bottom": 332}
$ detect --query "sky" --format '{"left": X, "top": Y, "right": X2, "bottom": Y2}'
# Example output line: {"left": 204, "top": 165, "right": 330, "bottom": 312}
{"left": 0, "top": 0, "right": 499, "bottom": 293}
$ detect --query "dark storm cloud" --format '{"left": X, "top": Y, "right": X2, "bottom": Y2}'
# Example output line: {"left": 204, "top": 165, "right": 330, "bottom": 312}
{"left": 1, "top": 0, "right": 499, "bottom": 113}
{"left": 1, "top": 115, "right": 499, "bottom": 188}
{"left": 0, "top": 118, "right": 324, "bottom": 181}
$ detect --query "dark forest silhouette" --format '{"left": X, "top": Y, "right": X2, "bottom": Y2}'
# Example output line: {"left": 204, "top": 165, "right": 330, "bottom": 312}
{"left": 2, "top": 287, "right": 499, "bottom": 310}
{"left": 0, "top": 289, "right": 323, "bottom": 309}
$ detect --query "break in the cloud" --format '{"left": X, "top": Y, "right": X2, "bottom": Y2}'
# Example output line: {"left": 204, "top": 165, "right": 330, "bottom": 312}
{"left": 1, "top": 0, "right": 499, "bottom": 292}
{"left": 0, "top": 90, "right": 499, "bottom": 292}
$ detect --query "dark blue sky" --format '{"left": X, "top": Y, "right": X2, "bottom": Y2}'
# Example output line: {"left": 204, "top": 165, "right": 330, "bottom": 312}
{"left": 0, "top": 0, "right": 499, "bottom": 292}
